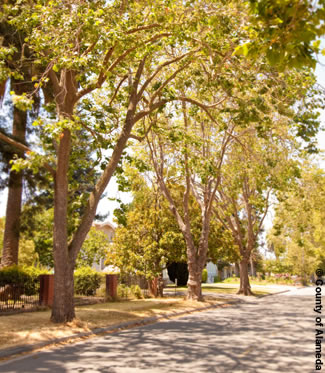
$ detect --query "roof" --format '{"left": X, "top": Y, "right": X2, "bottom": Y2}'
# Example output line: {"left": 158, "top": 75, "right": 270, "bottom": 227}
{"left": 93, "top": 221, "right": 116, "bottom": 231}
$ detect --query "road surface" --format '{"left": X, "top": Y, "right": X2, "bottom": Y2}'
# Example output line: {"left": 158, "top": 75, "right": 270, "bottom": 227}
{"left": 0, "top": 287, "right": 320, "bottom": 373}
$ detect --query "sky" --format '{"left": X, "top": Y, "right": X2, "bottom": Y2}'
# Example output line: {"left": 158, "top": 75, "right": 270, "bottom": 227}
{"left": 0, "top": 52, "right": 325, "bottom": 223}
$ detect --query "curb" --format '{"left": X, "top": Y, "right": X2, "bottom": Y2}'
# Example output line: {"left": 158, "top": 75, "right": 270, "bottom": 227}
{"left": 0, "top": 299, "right": 239, "bottom": 361}
{"left": 0, "top": 288, "right": 290, "bottom": 361}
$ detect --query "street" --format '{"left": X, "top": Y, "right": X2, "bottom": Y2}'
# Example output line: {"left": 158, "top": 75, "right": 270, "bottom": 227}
{"left": 0, "top": 287, "right": 318, "bottom": 373}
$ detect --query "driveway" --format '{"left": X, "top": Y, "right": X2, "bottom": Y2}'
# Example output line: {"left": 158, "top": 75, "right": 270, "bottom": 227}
{"left": 0, "top": 287, "right": 319, "bottom": 373}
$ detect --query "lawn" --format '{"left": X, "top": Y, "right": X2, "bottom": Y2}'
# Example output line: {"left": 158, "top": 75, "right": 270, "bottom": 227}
{"left": 167, "top": 283, "right": 275, "bottom": 296}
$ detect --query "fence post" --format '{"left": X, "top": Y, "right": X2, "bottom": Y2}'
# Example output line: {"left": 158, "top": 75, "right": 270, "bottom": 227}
{"left": 106, "top": 274, "right": 118, "bottom": 299}
{"left": 149, "top": 277, "right": 158, "bottom": 297}
{"left": 39, "top": 274, "right": 54, "bottom": 306}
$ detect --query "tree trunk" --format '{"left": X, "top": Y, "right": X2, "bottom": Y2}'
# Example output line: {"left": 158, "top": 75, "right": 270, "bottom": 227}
{"left": 157, "top": 272, "right": 164, "bottom": 297}
{"left": 250, "top": 256, "right": 256, "bottom": 277}
{"left": 235, "top": 262, "right": 240, "bottom": 277}
{"left": 237, "top": 257, "right": 254, "bottom": 296}
{"left": 1, "top": 91, "right": 27, "bottom": 267}
{"left": 51, "top": 258, "right": 75, "bottom": 323}
{"left": 186, "top": 246, "right": 204, "bottom": 301}
{"left": 149, "top": 277, "right": 158, "bottom": 297}
{"left": 187, "top": 269, "right": 202, "bottom": 300}
{"left": 51, "top": 128, "right": 74, "bottom": 323}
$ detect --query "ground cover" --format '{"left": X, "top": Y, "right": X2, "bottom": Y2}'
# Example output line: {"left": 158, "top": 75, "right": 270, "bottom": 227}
{"left": 166, "top": 283, "right": 279, "bottom": 295}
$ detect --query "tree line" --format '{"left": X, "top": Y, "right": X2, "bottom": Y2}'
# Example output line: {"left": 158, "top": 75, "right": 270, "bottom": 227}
{"left": 0, "top": 0, "right": 324, "bottom": 322}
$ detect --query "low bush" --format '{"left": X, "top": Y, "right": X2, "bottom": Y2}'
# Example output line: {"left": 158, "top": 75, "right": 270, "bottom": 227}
{"left": 214, "top": 275, "right": 223, "bottom": 283}
{"left": 0, "top": 265, "right": 48, "bottom": 295}
{"left": 117, "top": 284, "right": 130, "bottom": 298}
{"left": 74, "top": 267, "right": 102, "bottom": 296}
{"left": 130, "top": 285, "right": 143, "bottom": 299}
{"left": 202, "top": 269, "right": 208, "bottom": 283}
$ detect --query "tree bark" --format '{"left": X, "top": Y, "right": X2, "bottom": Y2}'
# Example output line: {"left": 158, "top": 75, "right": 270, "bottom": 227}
{"left": 186, "top": 238, "right": 207, "bottom": 301}
{"left": 1, "top": 84, "right": 27, "bottom": 267}
{"left": 187, "top": 268, "right": 202, "bottom": 300}
{"left": 237, "top": 257, "right": 254, "bottom": 295}
{"left": 51, "top": 127, "right": 75, "bottom": 322}
{"left": 51, "top": 258, "right": 75, "bottom": 323}
{"left": 250, "top": 256, "right": 256, "bottom": 277}
{"left": 157, "top": 272, "right": 164, "bottom": 297}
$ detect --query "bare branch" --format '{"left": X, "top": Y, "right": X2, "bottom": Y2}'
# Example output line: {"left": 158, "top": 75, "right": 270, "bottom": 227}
{"left": 133, "top": 99, "right": 168, "bottom": 123}
{"left": 109, "top": 74, "right": 128, "bottom": 106}
{"left": 76, "top": 46, "right": 115, "bottom": 100}
{"left": 126, "top": 24, "right": 160, "bottom": 34}
{"left": 138, "top": 51, "right": 194, "bottom": 100}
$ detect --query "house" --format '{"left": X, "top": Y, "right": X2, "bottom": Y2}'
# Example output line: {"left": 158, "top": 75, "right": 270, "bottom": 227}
{"left": 206, "top": 261, "right": 237, "bottom": 282}
{"left": 92, "top": 221, "right": 116, "bottom": 272}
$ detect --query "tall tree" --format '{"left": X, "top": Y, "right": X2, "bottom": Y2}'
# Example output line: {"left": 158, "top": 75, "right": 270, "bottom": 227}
{"left": 214, "top": 125, "right": 299, "bottom": 294}
{"left": 108, "top": 166, "right": 187, "bottom": 297}
{"left": 267, "top": 164, "right": 325, "bottom": 283}
{"left": 1, "top": 0, "right": 199, "bottom": 322}
{"left": 0, "top": 13, "right": 41, "bottom": 267}
{"left": 146, "top": 96, "right": 235, "bottom": 300}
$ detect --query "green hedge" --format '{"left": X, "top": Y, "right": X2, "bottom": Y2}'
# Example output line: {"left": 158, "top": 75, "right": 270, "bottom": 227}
{"left": 74, "top": 267, "right": 102, "bottom": 296}
{"left": 0, "top": 265, "right": 49, "bottom": 295}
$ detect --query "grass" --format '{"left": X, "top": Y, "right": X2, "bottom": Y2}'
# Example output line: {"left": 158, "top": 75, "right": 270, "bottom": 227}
{"left": 0, "top": 296, "right": 227, "bottom": 353}
{"left": 221, "top": 276, "right": 298, "bottom": 286}
{"left": 168, "top": 283, "right": 274, "bottom": 296}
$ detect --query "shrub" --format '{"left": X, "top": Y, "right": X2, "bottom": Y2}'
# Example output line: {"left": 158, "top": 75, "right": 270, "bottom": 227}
{"left": 214, "top": 275, "right": 222, "bottom": 283}
{"left": 130, "top": 285, "right": 143, "bottom": 299}
{"left": 0, "top": 265, "right": 48, "bottom": 295}
{"left": 117, "top": 284, "right": 130, "bottom": 298}
{"left": 202, "top": 269, "right": 208, "bottom": 283}
{"left": 74, "top": 267, "right": 102, "bottom": 296}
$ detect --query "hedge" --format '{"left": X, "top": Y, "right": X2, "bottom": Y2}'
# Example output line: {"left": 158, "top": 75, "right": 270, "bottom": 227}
{"left": 74, "top": 266, "right": 102, "bottom": 296}
{"left": 0, "top": 265, "right": 49, "bottom": 295}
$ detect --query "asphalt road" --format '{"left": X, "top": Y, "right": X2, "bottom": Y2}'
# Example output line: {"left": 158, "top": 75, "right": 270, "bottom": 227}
{"left": 0, "top": 287, "right": 321, "bottom": 373}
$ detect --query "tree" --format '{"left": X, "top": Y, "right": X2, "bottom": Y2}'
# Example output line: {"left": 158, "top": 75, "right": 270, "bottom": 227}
{"left": 108, "top": 167, "right": 186, "bottom": 296}
{"left": 1, "top": 0, "right": 199, "bottom": 322}
{"left": 214, "top": 124, "right": 300, "bottom": 294}
{"left": 267, "top": 164, "right": 325, "bottom": 283}
{"left": 146, "top": 95, "right": 235, "bottom": 300}
{"left": 0, "top": 15, "right": 41, "bottom": 267}
{"left": 238, "top": 0, "right": 325, "bottom": 69}
{"left": 76, "top": 227, "right": 109, "bottom": 269}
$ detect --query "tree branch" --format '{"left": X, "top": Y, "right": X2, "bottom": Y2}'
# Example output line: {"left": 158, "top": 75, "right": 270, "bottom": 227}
{"left": 0, "top": 131, "right": 56, "bottom": 177}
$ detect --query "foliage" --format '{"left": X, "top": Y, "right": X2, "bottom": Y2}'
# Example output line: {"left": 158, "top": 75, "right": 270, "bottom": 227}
{"left": 243, "top": 0, "right": 325, "bottom": 69}
{"left": 0, "top": 0, "right": 323, "bottom": 317}
{"left": 201, "top": 268, "right": 208, "bottom": 283}
{"left": 20, "top": 207, "right": 54, "bottom": 267}
{"left": 0, "top": 265, "right": 48, "bottom": 295}
{"left": 267, "top": 164, "right": 325, "bottom": 279}
{"left": 108, "top": 167, "right": 186, "bottom": 280}
{"left": 76, "top": 228, "right": 109, "bottom": 268}
{"left": 263, "top": 259, "right": 293, "bottom": 275}
{"left": 214, "top": 275, "right": 222, "bottom": 283}
{"left": 117, "top": 284, "right": 130, "bottom": 299}
{"left": 74, "top": 267, "right": 102, "bottom": 296}
{"left": 130, "top": 285, "right": 143, "bottom": 299}
{"left": 18, "top": 239, "right": 39, "bottom": 267}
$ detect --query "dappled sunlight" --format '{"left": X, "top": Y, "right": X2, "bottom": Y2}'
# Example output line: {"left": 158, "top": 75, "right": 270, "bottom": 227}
{"left": 0, "top": 296, "right": 229, "bottom": 351}
{"left": 0, "top": 293, "right": 313, "bottom": 373}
